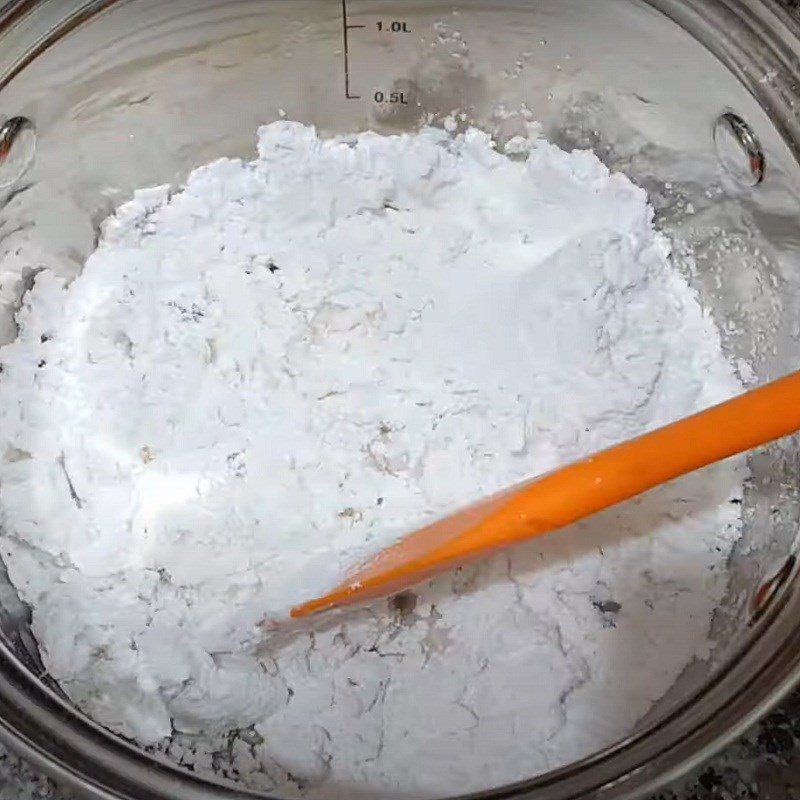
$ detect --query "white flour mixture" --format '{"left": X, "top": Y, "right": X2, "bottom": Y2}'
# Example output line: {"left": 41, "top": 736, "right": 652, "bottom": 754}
{"left": 0, "top": 122, "right": 745, "bottom": 797}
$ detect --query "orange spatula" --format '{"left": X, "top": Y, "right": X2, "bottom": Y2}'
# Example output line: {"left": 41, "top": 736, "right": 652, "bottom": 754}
{"left": 291, "top": 370, "right": 800, "bottom": 619}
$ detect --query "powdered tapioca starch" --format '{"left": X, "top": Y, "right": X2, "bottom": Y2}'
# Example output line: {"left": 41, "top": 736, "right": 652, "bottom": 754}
{"left": 0, "top": 122, "right": 745, "bottom": 798}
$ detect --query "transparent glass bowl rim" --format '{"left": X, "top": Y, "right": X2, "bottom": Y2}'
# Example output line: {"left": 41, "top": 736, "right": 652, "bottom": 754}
{"left": 0, "top": 1, "right": 799, "bottom": 799}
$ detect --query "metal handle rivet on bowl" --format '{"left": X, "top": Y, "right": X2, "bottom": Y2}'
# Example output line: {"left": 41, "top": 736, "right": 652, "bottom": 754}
{"left": 714, "top": 112, "right": 765, "bottom": 187}
{"left": 0, "top": 116, "right": 36, "bottom": 189}
{"left": 750, "top": 555, "right": 796, "bottom": 624}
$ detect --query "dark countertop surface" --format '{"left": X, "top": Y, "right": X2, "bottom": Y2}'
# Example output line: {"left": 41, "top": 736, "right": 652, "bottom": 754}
{"left": 1, "top": 2, "right": 800, "bottom": 799}
{"left": 651, "top": 691, "right": 800, "bottom": 800}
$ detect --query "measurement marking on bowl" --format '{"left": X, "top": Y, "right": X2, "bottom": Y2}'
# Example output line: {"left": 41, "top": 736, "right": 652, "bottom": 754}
{"left": 340, "top": 0, "right": 412, "bottom": 105}
{"left": 341, "top": 0, "right": 364, "bottom": 100}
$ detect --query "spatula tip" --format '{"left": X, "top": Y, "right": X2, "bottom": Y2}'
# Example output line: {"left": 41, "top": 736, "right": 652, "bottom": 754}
{"left": 290, "top": 598, "right": 330, "bottom": 619}
{"left": 291, "top": 583, "right": 361, "bottom": 618}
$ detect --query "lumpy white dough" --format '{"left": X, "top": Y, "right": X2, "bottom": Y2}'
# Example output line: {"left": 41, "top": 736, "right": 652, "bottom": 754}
{"left": 0, "top": 122, "right": 745, "bottom": 797}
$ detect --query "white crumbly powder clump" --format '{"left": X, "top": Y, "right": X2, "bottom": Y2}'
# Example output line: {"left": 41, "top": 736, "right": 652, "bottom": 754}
{"left": 0, "top": 122, "right": 746, "bottom": 798}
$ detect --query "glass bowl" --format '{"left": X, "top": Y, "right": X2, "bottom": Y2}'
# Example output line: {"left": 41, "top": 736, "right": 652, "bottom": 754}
{"left": 0, "top": 1, "right": 799, "bottom": 798}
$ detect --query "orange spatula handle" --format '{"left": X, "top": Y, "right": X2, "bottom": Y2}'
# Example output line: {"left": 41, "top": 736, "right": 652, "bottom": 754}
{"left": 291, "top": 370, "right": 800, "bottom": 618}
